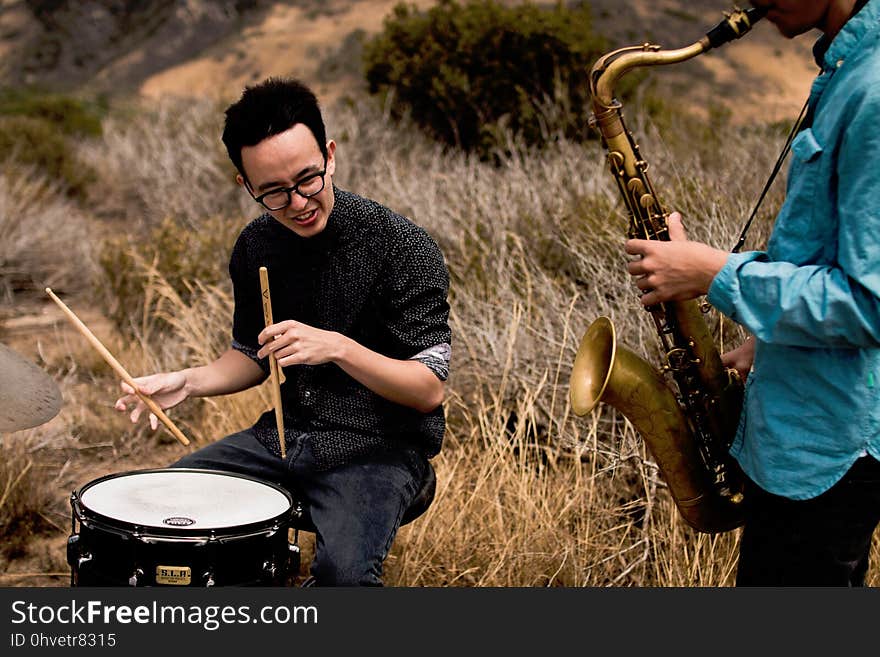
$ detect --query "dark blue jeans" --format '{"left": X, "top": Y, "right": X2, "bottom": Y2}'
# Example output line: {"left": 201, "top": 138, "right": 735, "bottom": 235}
{"left": 169, "top": 429, "right": 427, "bottom": 586}
{"left": 736, "top": 455, "right": 880, "bottom": 586}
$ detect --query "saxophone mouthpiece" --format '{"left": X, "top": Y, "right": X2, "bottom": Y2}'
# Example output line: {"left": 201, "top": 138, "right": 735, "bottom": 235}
{"left": 745, "top": 6, "right": 769, "bottom": 22}
{"left": 705, "top": 5, "right": 767, "bottom": 50}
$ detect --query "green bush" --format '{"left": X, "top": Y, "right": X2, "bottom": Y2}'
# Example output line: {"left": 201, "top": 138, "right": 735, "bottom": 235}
{"left": 364, "top": 0, "right": 626, "bottom": 157}
{"left": 0, "top": 115, "right": 95, "bottom": 198}
{"left": 0, "top": 87, "right": 106, "bottom": 198}
{"left": 0, "top": 86, "right": 106, "bottom": 137}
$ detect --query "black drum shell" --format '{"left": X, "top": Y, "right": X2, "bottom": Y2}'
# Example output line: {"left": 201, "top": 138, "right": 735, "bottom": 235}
{"left": 67, "top": 469, "right": 295, "bottom": 587}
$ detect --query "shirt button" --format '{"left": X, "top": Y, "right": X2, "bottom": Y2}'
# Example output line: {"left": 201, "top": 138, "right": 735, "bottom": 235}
{"left": 836, "top": 59, "right": 844, "bottom": 68}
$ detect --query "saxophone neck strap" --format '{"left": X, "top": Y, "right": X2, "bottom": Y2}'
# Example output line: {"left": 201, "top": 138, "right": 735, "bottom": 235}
{"left": 731, "top": 95, "right": 811, "bottom": 254}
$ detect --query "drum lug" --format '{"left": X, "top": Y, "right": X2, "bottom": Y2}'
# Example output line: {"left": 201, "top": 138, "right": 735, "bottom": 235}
{"left": 262, "top": 560, "right": 278, "bottom": 581}
{"left": 128, "top": 568, "right": 144, "bottom": 587}
{"left": 288, "top": 541, "right": 301, "bottom": 575}
{"left": 67, "top": 534, "right": 92, "bottom": 586}
{"left": 70, "top": 544, "right": 93, "bottom": 572}
{"left": 66, "top": 533, "right": 81, "bottom": 567}
{"left": 202, "top": 571, "right": 216, "bottom": 587}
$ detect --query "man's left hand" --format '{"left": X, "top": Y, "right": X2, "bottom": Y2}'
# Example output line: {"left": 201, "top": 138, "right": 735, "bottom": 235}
{"left": 257, "top": 320, "right": 344, "bottom": 367}
{"left": 624, "top": 212, "right": 729, "bottom": 306}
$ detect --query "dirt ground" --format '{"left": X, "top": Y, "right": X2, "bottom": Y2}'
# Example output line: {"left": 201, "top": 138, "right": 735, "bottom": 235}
{"left": 138, "top": 0, "right": 434, "bottom": 107}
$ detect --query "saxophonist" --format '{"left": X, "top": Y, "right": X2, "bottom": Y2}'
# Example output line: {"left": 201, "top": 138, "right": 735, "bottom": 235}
{"left": 625, "top": 0, "right": 880, "bottom": 586}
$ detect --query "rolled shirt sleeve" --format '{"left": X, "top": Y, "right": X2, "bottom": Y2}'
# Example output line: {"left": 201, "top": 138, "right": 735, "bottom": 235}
{"left": 708, "top": 91, "right": 880, "bottom": 350}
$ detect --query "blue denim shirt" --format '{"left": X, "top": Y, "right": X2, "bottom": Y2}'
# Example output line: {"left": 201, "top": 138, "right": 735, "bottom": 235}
{"left": 707, "top": 0, "right": 880, "bottom": 500}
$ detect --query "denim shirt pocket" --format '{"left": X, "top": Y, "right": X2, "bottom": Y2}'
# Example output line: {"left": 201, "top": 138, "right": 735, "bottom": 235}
{"left": 789, "top": 127, "right": 823, "bottom": 204}
{"left": 791, "top": 127, "right": 822, "bottom": 159}
{"left": 770, "top": 128, "right": 826, "bottom": 260}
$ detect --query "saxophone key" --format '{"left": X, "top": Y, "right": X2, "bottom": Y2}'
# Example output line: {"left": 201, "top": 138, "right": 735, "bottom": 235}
{"left": 626, "top": 178, "right": 645, "bottom": 195}
{"left": 607, "top": 151, "right": 625, "bottom": 169}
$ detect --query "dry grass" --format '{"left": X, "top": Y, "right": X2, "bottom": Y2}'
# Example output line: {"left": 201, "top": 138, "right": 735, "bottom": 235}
{"left": 0, "top": 164, "right": 97, "bottom": 302}
{"left": 2, "top": 93, "right": 877, "bottom": 587}
{"left": 81, "top": 98, "right": 247, "bottom": 230}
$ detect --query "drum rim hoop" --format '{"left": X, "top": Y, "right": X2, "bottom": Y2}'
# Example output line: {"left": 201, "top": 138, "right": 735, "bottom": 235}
{"left": 71, "top": 468, "right": 294, "bottom": 536}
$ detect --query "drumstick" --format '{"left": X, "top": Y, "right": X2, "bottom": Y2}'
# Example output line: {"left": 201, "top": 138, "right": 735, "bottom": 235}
{"left": 45, "top": 287, "right": 191, "bottom": 447}
{"left": 259, "top": 267, "right": 286, "bottom": 460}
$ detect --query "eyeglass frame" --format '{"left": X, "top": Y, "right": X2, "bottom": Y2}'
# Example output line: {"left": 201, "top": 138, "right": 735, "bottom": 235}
{"left": 246, "top": 157, "right": 328, "bottom": 211}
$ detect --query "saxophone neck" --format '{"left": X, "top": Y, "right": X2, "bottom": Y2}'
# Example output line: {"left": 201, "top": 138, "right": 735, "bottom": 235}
{"left": 589, "top": 6, "right": 766, "bottom": 111}
{"left": 590, "top": 42, "right": 705, "bottom": 111}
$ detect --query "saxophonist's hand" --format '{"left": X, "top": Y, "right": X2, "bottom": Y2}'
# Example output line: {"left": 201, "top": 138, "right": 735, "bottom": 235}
{"left": 625, "top": 212, "right": 729, "bottom": 306}
{"left": 721, "top": 335, "right": 756, "bottom": 382}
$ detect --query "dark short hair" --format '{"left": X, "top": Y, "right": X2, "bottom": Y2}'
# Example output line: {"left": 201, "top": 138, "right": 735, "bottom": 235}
{"left": 221, "top": 77, "right": 328, "bottom": 179}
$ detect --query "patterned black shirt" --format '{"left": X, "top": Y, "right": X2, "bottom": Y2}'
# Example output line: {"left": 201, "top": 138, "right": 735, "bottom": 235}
{"left": 229, "top": 187, "right": 451, "bottom": 470}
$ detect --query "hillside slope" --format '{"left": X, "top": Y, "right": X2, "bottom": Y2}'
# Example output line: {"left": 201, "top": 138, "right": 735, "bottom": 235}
{"left": 0, "top": 1, "right": 817, "bottom": 121}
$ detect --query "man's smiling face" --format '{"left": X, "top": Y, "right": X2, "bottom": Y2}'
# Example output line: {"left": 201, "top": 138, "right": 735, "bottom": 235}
{"left": 240, "top": 123, "right": 336, "bottom": 238}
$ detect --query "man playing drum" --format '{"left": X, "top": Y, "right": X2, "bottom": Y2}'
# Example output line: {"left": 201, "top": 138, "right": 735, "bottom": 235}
{"left": 114, "top": 77, "right": 452, "bottom": 587}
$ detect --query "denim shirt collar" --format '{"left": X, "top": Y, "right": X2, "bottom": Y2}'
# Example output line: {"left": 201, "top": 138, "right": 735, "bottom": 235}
{"left": 812, "top": 0, "right": 878, "bottom": 70}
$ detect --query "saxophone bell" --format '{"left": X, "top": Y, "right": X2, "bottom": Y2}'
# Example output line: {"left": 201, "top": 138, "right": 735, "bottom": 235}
{"left": 571, "top": 317, "right": 745, "bottom": 534}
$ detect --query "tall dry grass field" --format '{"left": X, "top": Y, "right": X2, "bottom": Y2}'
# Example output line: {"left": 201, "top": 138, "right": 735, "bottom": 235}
{"left": 1, "top": 93, "right": 877, "bottom": 587}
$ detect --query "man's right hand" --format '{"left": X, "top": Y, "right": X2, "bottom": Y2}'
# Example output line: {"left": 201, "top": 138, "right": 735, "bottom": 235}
{"left": 112, "top": 349, "right": 268, "bottom": 430}
{"left": 114, "top": 371, "right": 189, "bottom": 430}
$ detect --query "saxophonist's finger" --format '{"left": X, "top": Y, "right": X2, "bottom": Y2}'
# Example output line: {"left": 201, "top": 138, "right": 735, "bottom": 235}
{"left": 639, "top": 290, "right": 660, "bottom": 307}
{"left": 624, "top": 238, "right": 648, "bottom": 255}
{"left": 666, "top": 212, "right": 688, "bottom": 241}
{"left": 627, "top": 258, "right": 647, "bottom": 276}
{"left": 633, "top": 275, "right": 653, "bottom": 291}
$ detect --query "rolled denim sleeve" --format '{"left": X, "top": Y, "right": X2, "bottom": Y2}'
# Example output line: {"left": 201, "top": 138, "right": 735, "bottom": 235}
{"left": 708, "top": 254, "right": 880, "bottom": 349}
{"left": 707, "top": 87, "right": 880, "bottom": 349}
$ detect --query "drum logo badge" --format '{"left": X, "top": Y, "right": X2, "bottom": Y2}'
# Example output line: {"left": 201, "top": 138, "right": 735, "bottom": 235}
{"left": 163, "top": 516, "right": 195, "bottom": 526}
{"left": 156, "top": 565, "right": 192, "bottom": 586}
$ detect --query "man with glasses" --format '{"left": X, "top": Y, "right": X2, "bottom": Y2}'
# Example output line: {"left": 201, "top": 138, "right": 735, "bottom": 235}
{"left": 114, "top": 77, "right": 451, "bottom": 586}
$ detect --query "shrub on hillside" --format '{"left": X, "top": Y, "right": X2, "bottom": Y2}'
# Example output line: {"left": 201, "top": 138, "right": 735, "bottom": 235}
{"left": 0, "top": 167, "right": 95, "bottom": 301}
{"left": 0, "top": 115, "right": 95, "bottom": 199}
{"left": 363, "top": 0, "right": 629, "bottom": 157}
{"left": 0, "top": 88, "right": 106, "bottom": 199}
{"left": 0, "top": 86, "right": 106, "bottom": 137}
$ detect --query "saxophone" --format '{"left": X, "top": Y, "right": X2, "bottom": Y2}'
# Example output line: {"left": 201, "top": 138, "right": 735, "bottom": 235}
{"left": 570, "top": 6, "right": 766, "bottom": 534}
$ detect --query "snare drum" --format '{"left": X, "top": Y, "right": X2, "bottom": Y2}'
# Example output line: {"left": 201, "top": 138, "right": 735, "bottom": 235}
{"left": 67, "top": 469, "right": 295, "bottom": 587}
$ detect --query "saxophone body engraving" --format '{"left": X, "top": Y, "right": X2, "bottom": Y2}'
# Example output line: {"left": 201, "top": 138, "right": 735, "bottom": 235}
{"left": 571, "top": 7, "right": 765, "bottom": 534}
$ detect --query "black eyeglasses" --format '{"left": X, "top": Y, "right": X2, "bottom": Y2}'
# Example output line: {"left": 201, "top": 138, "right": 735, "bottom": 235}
{"left": 250, "top": 166, "right": 327, "bottom": 211}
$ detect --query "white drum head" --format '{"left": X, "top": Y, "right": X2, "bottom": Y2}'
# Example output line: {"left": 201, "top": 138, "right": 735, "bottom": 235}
{"left": 79, "top": 470, "right": 291, "bottom": 530}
